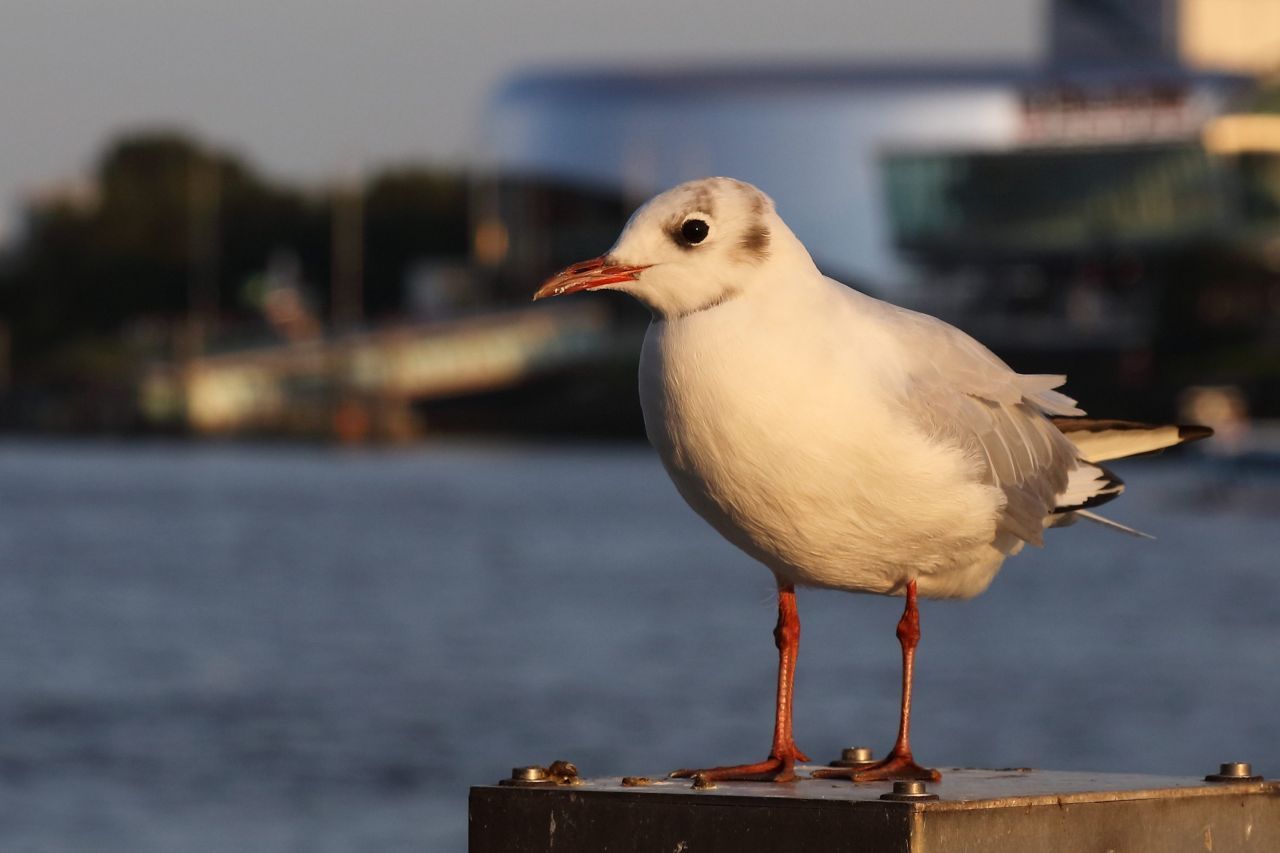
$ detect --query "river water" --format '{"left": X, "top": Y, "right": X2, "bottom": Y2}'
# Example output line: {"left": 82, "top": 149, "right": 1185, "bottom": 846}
{"left": 0, "top": 440, "right": 1275, "bottom": 851}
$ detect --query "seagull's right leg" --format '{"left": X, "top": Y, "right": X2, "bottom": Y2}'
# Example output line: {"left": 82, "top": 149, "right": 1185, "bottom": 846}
{"left": 670, "top": 583, "right": 810, "bottom": 783}
{"left": 812, "top": 579, "right": 940, "bottom": 783}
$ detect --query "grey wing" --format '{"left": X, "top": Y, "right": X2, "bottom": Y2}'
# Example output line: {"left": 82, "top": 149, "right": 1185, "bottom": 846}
{"left": 886, "top": 304, "right": 1093, "bottom": 547}
{"left": 912, "top": 388, "right": 1082, "bottom": 547}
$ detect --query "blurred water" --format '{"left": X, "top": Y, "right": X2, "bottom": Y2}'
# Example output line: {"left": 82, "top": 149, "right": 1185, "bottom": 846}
{"left": 0, "top": 440, "right": 1276, "bottom": 852}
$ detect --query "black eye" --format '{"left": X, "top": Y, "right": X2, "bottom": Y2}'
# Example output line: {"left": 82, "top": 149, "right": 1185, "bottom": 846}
{"left": 680, "top": 218, "right": 709, "bottom": 245}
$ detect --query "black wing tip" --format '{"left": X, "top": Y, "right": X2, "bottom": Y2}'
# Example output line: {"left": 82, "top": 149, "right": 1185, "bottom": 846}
{"left": 1177, "top": 424, "right": 1214, "bottom": 443}
{"left": 1054, "top": 464, "right": 1125, "bottom": 514}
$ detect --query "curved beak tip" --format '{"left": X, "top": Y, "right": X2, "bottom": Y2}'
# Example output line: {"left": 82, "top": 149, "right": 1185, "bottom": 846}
{"left": 533, "top": 256, "right": 649, "bottom": 301}
{"left": 531, "top": 281, "right": 567, "bottom": 302}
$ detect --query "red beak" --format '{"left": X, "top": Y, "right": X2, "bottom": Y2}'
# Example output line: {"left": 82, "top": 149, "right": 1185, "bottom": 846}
{"left": 532, "top": 256, "right": 650, "bottom": 301}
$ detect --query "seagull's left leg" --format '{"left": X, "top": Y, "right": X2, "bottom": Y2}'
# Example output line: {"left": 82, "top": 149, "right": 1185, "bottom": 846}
{"left": 670, "top": 583, "right": 810, "bottom": 783}
{"left": 813, "top": 579, "right": 940, "bottom": 783}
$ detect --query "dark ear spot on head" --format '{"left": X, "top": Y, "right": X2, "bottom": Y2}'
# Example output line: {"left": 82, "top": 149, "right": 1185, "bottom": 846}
{"left": 739, "top": 222, "right": 770, "bottom": 259}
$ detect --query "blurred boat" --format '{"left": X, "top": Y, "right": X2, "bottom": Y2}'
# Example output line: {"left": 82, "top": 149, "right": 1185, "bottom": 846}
{"left": 140, "top": 301, "right": 640, "bottom": 442}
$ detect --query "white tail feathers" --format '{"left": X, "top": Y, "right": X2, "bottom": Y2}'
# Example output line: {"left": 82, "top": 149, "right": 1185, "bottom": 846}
{"left": 1050, "top": 418, "right": 1211, "bottom": 539}
{"left": 1055, "top": 464, "right": 1124, "bottom": 512}
{"left": 1052, "top": 419, "right": 1213, "bottom": 463}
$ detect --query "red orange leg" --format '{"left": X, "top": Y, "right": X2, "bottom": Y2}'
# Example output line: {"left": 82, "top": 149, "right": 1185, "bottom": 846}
{"left": 671, "top": 584, "right": 809, "bottom": 782}
{"left": 813, "top": 580, "right": 940, "bottom": 783}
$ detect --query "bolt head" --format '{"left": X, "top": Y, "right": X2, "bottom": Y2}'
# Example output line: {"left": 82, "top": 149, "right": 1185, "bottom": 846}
{"left": 880, "top": 779, "right": 939, "bottom": 801}
{"left": 512, "top": 766, "right": 548, "bottom": 782}
{"left": 1205, "top": 761, "right": 1263, "bottom": 783}
{"left": 830, "top": 746, "right": 877, "bottom": 768}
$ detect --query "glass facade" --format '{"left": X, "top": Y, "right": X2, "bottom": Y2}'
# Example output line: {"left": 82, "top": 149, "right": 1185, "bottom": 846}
{"left": 883, "top": 143, "right": 1228, "bottom": 257}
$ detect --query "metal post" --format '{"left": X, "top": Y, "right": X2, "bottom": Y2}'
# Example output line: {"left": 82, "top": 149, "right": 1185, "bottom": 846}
{"left": 187, "top": 157, "right": 221, "bottom": 357}
{"left": 0, "top": 319, "right": 10, "bottom": 390}
{"left": 331, "top": 168, "right": 364, "bottom": 332}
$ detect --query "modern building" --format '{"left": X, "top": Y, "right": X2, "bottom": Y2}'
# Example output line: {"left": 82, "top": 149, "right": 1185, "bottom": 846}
{"left": 481, "top": 62, "right": 1248, "bottom": 297}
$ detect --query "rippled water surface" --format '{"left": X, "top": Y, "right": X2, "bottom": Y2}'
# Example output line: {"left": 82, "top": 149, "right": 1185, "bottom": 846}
{"left": 0, "top": 440, "right": 1276, "bottom": 851}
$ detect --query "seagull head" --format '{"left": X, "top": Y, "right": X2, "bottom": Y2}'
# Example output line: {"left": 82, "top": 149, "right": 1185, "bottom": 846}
{"left": 534, "top": 177, "right": 805, "bottom": 318}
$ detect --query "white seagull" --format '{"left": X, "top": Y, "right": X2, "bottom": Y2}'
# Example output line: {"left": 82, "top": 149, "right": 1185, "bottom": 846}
{"left": 533, "top": 177, "right": 1211, "bottom": 784}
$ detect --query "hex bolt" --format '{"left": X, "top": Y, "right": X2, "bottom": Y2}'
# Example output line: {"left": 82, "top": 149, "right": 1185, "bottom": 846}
{"left": 829, "top": 746, "right": 877, "bottom": 768}
{"left": 1205, "top": 762, "right": 1263, "bottom": 783}
{"left": 513, "top": 766, "right": 548, "bottom": 781}
{"left": 880, "top": 780, "right": 940, "bottom": 801}
{"left": 500, "top": 765, "right": 554, "bottom": 786}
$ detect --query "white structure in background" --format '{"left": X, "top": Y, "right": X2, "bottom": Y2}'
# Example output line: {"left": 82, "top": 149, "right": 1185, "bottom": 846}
{"left": 485, "top": 65, "right": 1246, "bottom": 299}
{"left": 488, "top": 66, "right": 1249, "bottom": 300}
{"left": 485, "top": 68, "right": 1014, "bottom": 293}
{"left": 478, "top": 0, "right": 1276, "bottom": 302}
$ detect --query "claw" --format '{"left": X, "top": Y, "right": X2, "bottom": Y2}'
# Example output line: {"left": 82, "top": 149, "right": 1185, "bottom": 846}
{"left": 670, "top": 753, "right": 801, "bottom": 783}
{"left": 811, "top": 752, "right": 940, "bottom": 783}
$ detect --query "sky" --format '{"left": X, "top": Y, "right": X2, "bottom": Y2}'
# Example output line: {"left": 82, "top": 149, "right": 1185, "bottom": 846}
{"left": 0, "top": 0, "right": 1043, "bottom": 241}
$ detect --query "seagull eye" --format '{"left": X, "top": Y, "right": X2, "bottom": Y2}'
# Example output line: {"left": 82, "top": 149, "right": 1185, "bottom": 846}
{"left": 680, "top": 218, "right": 710, "bottom": 245}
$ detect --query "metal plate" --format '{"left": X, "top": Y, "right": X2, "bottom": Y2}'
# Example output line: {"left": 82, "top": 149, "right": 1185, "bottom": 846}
{"left": 470, "top": 767, "right": 1280, "bottom": 853}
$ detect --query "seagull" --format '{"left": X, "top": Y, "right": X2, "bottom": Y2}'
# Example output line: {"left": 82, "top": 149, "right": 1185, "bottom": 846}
{"left": 532, "top": 177, "right": 1211, "bottom": 784}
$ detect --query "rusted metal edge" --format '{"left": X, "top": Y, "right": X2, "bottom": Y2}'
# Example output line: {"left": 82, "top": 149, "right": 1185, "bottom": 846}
{"left": 473, "top": 770, "right": 1280, "bottom": 814}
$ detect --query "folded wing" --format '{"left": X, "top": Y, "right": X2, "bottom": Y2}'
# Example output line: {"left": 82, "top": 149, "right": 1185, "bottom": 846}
{"left": 873, "top": 300, "right": 1124, "bottom": 548}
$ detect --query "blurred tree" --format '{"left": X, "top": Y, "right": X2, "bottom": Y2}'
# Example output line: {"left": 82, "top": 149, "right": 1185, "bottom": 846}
{"left": 0, "top": 130, "right": 469, "bottom": 393}
{"left": 363, "top": 167, "right": 468, "bottom": 316}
